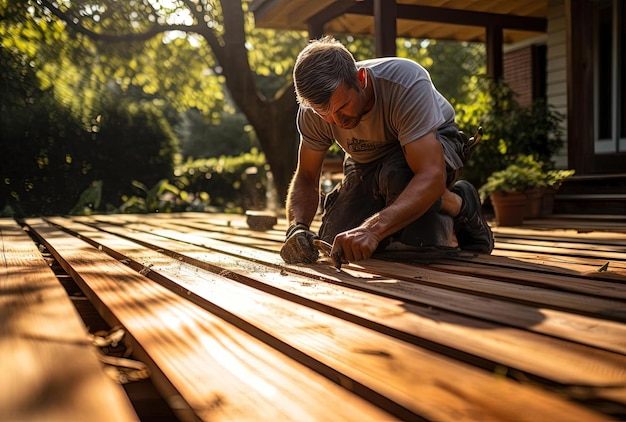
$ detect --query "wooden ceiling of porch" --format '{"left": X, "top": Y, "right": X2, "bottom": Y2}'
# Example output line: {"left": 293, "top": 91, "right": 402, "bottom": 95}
{"left": 251, "top": 0, "right": 548, "bottom": 44}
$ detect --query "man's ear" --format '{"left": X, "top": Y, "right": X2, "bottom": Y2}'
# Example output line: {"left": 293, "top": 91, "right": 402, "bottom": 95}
{"left": 357, "top": 68, "right": 366, "bottom": 87}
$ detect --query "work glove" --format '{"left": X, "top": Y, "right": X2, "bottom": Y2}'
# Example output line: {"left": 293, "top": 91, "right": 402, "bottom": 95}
{"left": 280, "top": 223, "right": 319, "bottom": 264}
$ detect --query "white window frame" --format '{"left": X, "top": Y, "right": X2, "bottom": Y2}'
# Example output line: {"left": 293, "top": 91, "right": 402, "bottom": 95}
{"left": 593, "top": 0, "right": 626, "bottom": 153}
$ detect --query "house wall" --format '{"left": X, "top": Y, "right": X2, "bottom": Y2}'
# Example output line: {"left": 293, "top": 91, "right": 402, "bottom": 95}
{"left": 546, "top": 0, "right": 568, "bottom": 168}
{"left": 503, "top": 47, "right": 534, "bottom": 108}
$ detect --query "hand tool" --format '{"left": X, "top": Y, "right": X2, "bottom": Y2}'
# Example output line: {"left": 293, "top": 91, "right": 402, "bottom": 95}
{"left": 312, "top": 238, "right": 344, "bottom": 270}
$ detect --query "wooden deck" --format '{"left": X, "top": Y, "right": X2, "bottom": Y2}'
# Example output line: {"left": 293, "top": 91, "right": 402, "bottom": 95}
{"left": 2, "top": 213, "right": 626, "bottom": 421}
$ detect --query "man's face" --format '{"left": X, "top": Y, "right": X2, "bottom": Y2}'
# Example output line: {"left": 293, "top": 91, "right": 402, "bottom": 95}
{"left": 312, "top": 83, "right": 367, "bottom": 129}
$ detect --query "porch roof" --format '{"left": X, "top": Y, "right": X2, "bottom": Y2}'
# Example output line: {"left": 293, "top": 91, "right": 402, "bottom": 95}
{"left": 250, "top": 0, "right": 548, "bottom": 44}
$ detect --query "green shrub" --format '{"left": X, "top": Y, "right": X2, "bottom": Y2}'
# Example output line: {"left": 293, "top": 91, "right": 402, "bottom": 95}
{"left": 175, "top": 109, "right": 260, "bottom": 160}
{"left": 479, "top": 154, "right": 574, "bottom": 202}
{"left": 90, "top": 98, "right": 180, "bottom": 208}
{"left": 175, "top": 148, "right": 268, "bottom": 212}
{"left": 456, "top": 78, "right": 565, "bottom": 187}
{"left": 544, "top": 168, "right": 575, "bottom": 189}
{"left": 478, "top": 156, "right": 545, "bottom": 201}
{"left": 1, "top": 45, "right": 95, "bottom": 216}
{"left": 0, "top": 45, "right": 182, "bottom": 217}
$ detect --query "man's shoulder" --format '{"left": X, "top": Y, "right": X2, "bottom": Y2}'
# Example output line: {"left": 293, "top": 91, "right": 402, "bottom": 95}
{"left": 358, "top": 57, "right": 429, "bottom": 85}
{"left": 358, "top": 57, "right": 424, "bottom": 71}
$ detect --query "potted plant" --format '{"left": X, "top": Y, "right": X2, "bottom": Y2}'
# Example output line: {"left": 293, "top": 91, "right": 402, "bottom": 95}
{"left": 518, "top": 155, "right": 575, "bottom": 218}
{"left": 479, "top": 155, "right": 575, "bottom": 225}
{"left": 540, "top": 168, "right": 575, "bottom": 217}
{"left": 479, "top": 162, "right": 541, "bottom": 226}
{"left": 513, "top": 154, "right": 546, "bottom": 219}
{"left": 478, "top": 155, "right": 549, "bottom": 225}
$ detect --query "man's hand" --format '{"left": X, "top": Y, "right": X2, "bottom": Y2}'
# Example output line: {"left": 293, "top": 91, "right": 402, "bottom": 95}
{"left": 280, "top": 223, "right": 320, "bottom": 264}
{"left": 332, "top": 226, "right": 381, "bottom": 263}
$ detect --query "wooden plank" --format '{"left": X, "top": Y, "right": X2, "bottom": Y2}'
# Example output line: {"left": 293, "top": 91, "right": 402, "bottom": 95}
{"left": 492, "top": 224, "right": 626, "bottom": 246}
{"left": 84, "top": 215, "right": 626, "bottom": 408}
{"left": 121, "top": 216, "right": 626, "bottom": 293}
{"left": 180, "top": 216, "right": 626, "bottom": 298}
{"left": 25, "top": 218, "right": 395, "bottom": 422}
{"left": 489, "top": 249, "right": 626, "bottom": 276}
{"left": 452, "top": 249, "right": 626, "bottom": 276}
{"left": 162, "top": 221, "right": 626, "bottom": 278}
{"left": 108, "top": 212, "right": 626, "bottom": 242}
{"left": 0, "top": 219, "right": 137, "bottom": 422}
{"left": 43, "top": 217, "right": 613, "bottom": 421}
{"left": 535, "top": 215, "right": 626, "bottom": 226}
{"left": 425, "top": 260, "right": 626, "bottom": 299}
{"left": 91, "top": 216, "right": 626, "bottom": 354}
{"left": 494, "top": 236, "right": 626, "bottom": 256}
{"left": 139, "top": 212, "right": 626, "bottom": 261}
{"left": 366, "top": 256, "right": 626, "bottom": 317}
{"left": 341, "top": 260, "right": 626, "bottom": 326}
{"left": 72, "top": 217, "right": 626, "bottom": 391}
{"left": 493, "top": 240, "right": 626, "bottom": 262}
{"left": 106, "top": 213, "right": 626, "bottom": 274}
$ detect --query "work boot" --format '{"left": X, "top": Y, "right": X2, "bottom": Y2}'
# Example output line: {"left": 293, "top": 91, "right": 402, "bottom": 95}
{"left": 452, "top": 180, "right": 494, "bottom": 254}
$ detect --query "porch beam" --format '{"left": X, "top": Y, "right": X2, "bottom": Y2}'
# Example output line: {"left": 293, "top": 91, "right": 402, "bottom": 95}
{"left": 346, "top": 1, "right": 547, "bottom": 32}
{"left": 306, "top": 0, "right": 359, "bottom": 37}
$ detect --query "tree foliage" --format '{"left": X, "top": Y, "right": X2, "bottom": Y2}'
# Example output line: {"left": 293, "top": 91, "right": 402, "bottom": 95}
{"left": 176, "top": 108, "right": 259, "bottom": 159}
{"left": 0, "top": 42, "right": 94, "bottom": 216}
{"left": 90, "top": 96, "right": 181, "bottom": 206}
{"left": 2, "top": 0, "right": 228, "bottom": 123}
{"left": 2, "top": 0, "right": 498, "bottom": 213}
{"left": 14, "top": 0, "right": 308, "bottom": 200}
{"left": 398, "top": 38, "right": 486, "bottom": 107}
{"left": 0, "top": 22, "right": 179, "bottom": 216}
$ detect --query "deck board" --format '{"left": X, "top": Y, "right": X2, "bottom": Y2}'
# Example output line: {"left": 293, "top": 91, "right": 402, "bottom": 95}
{"left": 26, "top": 218, "right": 393, "bottom": 422}
{"left": 59, "top": 217, "right": 626, "bottom": 387}
{"left": 92, "top": 217, "right": 626, "bottom": 352}
{"left": 5, "top": 213, "right": 626, "bottom": 421}
{"left": 0, "top": 220, "right": 138, "bottom": 422}
{"left": 40, "top": 217, "right": 618, "bottom": 420}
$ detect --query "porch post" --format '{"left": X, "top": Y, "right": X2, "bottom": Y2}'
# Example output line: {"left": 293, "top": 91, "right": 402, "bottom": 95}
{"left": 566, "top": 0, "right": 594, "bottom": 173}
{"left": 307, "top": 21, "right": 324, "bottom": 39}
{"left": 486, "top": 24, "right": 504, "bottom": 80}
{"left": 374, "top": 0, "right": 397, "bottom": 57}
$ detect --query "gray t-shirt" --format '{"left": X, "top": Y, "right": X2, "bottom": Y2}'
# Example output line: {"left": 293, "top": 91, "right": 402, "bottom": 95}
{"left": 297, "top": 57, "right": 456, "bottom": 163}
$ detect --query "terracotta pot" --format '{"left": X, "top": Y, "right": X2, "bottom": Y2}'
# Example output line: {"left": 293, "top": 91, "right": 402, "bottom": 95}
{"left": 524, "top": 187, "right": 543, "bottom": 219}
{"left": 540, "top": 186, "right": 557, "bottom": 218}
{"left": 490, "top": 191, "right": 526, "bottom": 226}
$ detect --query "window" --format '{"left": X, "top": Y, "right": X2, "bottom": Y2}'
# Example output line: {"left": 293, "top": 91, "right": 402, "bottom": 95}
{"left": 594, "top": 0, "right": 626, "bottom": 153}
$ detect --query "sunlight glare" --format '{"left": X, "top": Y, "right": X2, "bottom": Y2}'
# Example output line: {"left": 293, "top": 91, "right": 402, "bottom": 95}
{"left": 149, "top": 0, "right": 199, "bottom": 45}
{"left": 201, "top": 336, "right": 279, "bottom": 398}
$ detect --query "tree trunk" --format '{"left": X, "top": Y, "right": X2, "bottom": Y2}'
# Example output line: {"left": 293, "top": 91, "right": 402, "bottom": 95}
{"left": 251, "top": 99, "right": 299, "bottom": 205}
{"left": 216, "top": 0, "right": 300, "bottom": 205}
{"left": 216, "top": 58, "right": 299, "bottom": 206}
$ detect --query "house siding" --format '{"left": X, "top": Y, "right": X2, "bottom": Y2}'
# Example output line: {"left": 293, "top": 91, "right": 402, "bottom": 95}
{"left": 547, "top": 0, "right": 568, "bottom": 168}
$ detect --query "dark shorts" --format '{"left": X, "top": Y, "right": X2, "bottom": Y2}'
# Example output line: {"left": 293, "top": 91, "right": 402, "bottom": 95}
{"left": 318, "top": 123, "right": 468, "bottom": 248}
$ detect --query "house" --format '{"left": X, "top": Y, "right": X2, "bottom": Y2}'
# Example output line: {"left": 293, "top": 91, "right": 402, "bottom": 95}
{"left": 251, "top": 0, "right": 626, "bottom": 216}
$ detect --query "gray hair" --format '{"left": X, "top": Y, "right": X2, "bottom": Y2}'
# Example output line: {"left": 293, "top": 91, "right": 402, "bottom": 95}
{"left": 293, "top": 36, "right": 359, "bottom": 111}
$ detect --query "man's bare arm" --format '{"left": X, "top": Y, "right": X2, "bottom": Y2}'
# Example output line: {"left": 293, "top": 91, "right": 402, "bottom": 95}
{"left": 285, "top": 144, "right": 327, "bottom": 227}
